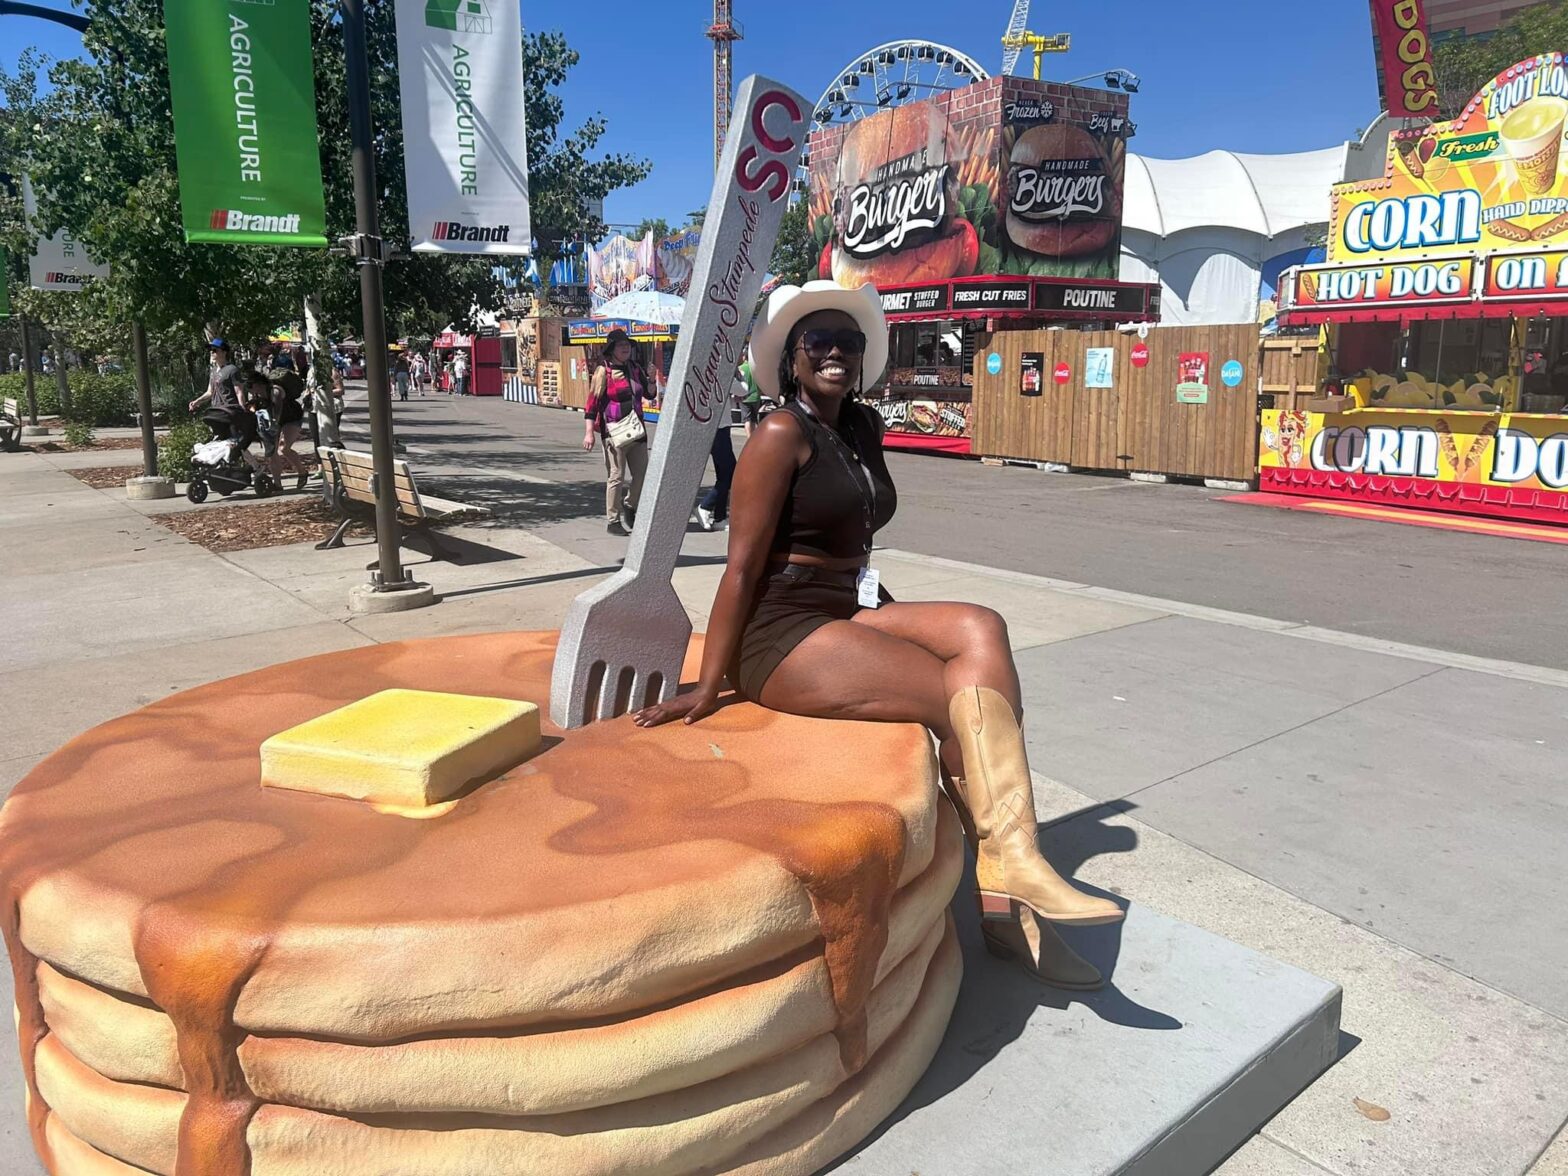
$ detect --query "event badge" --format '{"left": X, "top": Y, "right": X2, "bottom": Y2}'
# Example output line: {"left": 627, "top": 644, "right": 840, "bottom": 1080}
{"left": 856, "top": 567, "right": 881, "bottom": 610}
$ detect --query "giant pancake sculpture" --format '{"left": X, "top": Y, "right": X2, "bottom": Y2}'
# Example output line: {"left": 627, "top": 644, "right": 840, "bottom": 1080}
{"left": 0, "top": 632, "right": 963, "bottom": 1175}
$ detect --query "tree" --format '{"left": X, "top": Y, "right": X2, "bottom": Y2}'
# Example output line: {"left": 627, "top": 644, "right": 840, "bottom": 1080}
{"left": 633, "top": 217, "right": 672, "bottom": 243}
{"left": 686, "top": 207, "right": 708, "bottom": 229}
{"left": 8, "top": 4, "right": 648, "bottom": 379}
{"left": 1433, "top": 4, "right": 1568, "bottom": 118}
{"left": 770, "top": 200, "right": 817, "bottom": 287}
{"left": 522, "top": 30, "right": 650, "bottom": 311}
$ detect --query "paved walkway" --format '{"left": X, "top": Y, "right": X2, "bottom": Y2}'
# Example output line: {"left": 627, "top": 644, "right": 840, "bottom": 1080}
{"left": 1, "top": 428, "right": 1565, "bottom": 1174}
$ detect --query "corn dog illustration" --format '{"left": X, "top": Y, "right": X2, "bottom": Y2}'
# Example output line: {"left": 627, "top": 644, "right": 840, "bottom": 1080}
{"left": 1462, "top": 417, "right": 1499, "bottom": 475}
{"left": 1435, "top": 417, "right": 1461, "bottom": 472}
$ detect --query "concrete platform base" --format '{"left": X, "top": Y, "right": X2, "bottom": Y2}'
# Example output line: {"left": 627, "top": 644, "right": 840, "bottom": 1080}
{"left": 124, "top": 476, "right": 175, "bottom": 500}
{"left": 21, "top": 426, "right": 48, "bottom": 438}
{"left": 348, "top": 580, "right": 436, "bottom": 614}
{"left": 841, "top": 900, "right": 1341, "bottom": 1176}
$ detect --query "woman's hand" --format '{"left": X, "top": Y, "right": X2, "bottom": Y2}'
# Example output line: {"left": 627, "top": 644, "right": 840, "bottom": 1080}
{"left": 582, "top": 431, "right": 595, "bottom": 451}
{"left": 633, "top": 684, "right": 722, "bottom": 728}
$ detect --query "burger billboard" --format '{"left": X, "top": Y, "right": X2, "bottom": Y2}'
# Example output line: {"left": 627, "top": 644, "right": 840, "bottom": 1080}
{"left": 807, "top": 75, "right": 1131, "bottom": 290}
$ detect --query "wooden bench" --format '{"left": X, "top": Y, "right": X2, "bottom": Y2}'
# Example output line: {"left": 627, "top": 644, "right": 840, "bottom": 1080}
{"left": 1, "top": 398, "right": 23, "bottom": 452}
{"left": 316, "top": 447, "right": 488, "bottom": 563}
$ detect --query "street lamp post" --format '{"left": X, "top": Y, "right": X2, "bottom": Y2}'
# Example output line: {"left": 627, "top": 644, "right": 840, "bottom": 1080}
{"left": 132, "top": 321, "right": 156, "bottom": 473}
{"left": 339, "top": 0, "right": 430, "bottom": 611}
{"left": 18, "top": 314, "right": 37, "bottom": 427}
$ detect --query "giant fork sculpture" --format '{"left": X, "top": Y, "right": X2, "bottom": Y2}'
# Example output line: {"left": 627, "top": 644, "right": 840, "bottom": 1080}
{"left": 551, "top": 75, "right": 809, "bottom": 728}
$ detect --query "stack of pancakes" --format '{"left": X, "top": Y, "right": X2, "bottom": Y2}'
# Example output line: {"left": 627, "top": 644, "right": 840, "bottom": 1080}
{"left": 2, "top": 633, "right": 963, "bottom": 1175}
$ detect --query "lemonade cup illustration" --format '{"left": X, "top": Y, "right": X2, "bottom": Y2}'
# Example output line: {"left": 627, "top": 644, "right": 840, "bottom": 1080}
{"left": 1500, "top": 97, "right": 1567, "bottom": 196}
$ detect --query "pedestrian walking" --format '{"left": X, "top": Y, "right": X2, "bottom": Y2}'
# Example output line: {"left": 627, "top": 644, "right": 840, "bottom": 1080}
{"left": 394, "top": 351, "right": 411, "bottom": 401}
{"left": 583, "top": 328, "right": 655, "bottom": 536}
{"left": 452, "top": 350, "right": 469, "bottom": 396}
{"left": 695, "top": 371, "right": 749, "bottom": 532}
{"left": 262, "top": 367, "right": 310, "bottom": 490}
{"left": 737, "top": 358, "right": 765, "bottom": 436}
{"left": 188, "top": 339, "right": 246, "bottom": 443}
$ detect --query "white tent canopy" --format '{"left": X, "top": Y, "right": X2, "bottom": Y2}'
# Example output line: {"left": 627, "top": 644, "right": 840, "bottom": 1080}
{"left": 1119, "top": 116, "right": 1392, "bottom": 326}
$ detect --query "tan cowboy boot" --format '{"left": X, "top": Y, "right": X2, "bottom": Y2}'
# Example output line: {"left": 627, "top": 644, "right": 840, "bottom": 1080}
{"left": 948, "top": 686, "right": 1123, "bottom": 927}
{"left": 982, "top": 905, "right": 1104, "bottom": 990}
{"left": 938, "top": 771, "right": 1106, "bottom": 989}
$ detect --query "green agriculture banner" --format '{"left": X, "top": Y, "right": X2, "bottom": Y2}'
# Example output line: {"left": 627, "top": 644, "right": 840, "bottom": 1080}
{"left": 164, "top": 0, "right": 327, "bottom": 246}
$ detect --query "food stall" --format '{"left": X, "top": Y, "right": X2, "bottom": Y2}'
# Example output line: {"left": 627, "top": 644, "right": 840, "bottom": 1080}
{"left": 562, "top": 317, "right": 678, "bottom": 418}
{"left": 430, "top": 329, "right": 503, "bottom": 396}
{"left": 1269, "top": 54, "right": 1568, "bottom": 524}
{"left": 806, "top": 74, "right": 1160, "bottom": 454}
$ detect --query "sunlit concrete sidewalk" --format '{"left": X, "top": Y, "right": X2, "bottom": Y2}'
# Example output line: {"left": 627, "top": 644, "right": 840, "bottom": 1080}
{"left": 1, "top": 448, "right": 1565, "bottom": 1174}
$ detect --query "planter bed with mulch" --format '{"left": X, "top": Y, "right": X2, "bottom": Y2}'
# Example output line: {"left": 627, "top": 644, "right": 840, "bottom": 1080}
{"left": 151, "top": 497, "right": 373, "bottom": 553}
{"left": 30, "top": 437, "right": 146, "bottom": 453}
{"left": 66, "top": 465, "right": 143, "bottom": 490}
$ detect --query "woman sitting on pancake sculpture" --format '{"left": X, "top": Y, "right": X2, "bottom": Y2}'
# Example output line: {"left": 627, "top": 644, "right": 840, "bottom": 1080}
{"left": 635, "top": 281, "right": 1122, "bottom": 988}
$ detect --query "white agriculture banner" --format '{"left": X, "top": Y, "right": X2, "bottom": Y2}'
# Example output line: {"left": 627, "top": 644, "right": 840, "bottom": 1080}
{"left": 23, "top": 176, "right": 110, "bottom": 291}
{"left": 395, "top": 0, "right": 531, "bottom": 254}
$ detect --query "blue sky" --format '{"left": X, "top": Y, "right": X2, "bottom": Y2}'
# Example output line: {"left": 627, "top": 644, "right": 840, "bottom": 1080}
{"left": 4, "top": 1, "right": 1383, "bottom": 228}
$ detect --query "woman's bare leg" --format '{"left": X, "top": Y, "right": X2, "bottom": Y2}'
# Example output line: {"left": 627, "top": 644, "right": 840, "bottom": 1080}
{"left": 851, "top": 601, "right": 1019, "bottom": 708}
{"left": 848, "top": 601, "right": 1017, "bottom": 776}
{"left": 756, "top": 611, "right": 1110, "bottom": 986}
{"left": 757, "top": 618, "right": 951, "bottom": 732}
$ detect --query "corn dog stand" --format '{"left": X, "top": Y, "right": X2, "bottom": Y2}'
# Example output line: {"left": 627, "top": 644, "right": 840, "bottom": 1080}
{"left": 1267, "top": 54, "right": 1568, "bottom": 525}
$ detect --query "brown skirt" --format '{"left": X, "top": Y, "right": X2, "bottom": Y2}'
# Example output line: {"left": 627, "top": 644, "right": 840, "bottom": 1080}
{"left": 729, "top": 565, "right": 893, "bottom": 701}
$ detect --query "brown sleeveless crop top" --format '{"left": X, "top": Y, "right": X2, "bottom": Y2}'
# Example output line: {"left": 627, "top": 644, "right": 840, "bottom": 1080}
{"left": 768, "top": 400, "right": 897, "bottom": 560}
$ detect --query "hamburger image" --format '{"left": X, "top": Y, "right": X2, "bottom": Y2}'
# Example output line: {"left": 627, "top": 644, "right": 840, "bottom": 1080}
{"left": 823, "top": 103, "right": 980, "bottom": 288}
{"left": 1005, "top": 123, "right": 1120, "bottom": 259}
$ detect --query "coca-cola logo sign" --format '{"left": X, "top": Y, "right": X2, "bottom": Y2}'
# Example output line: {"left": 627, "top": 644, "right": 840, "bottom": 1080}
{"left": 1008, "top": 157, "right": 1107, "bottom": 222}
{"left": 839, "top": 150, "right": 951, "bottom": 260}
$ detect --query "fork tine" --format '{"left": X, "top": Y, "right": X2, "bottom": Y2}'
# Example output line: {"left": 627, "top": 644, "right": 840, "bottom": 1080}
{"left": 581, "top": 660, "right": 607, "bottom": 728}
{"left": 597, "top": 666, "right": 621, "bottom": 721}
{"left": 612, "top": 666, "right": 637, "bottom": 718}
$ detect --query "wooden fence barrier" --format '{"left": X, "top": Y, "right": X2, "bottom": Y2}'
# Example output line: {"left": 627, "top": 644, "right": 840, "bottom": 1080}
{"left": 971, "top": 323, "right": 1311, "bottom": 482}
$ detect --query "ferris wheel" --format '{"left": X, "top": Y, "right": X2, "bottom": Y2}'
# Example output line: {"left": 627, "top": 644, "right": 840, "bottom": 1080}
{"left": 800, "top": 41, "right": 990, "bottom": 191}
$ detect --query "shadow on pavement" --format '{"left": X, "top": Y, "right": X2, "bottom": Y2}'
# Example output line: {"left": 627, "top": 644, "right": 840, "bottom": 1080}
{"left": 437, "top": 553, "right": 730, "bottom": 601}
{"left": 418, "top": 474, "right": 606, "bottom": 529}
{"left": 827, "top": 803, "right": 1169, "bottom": 1171}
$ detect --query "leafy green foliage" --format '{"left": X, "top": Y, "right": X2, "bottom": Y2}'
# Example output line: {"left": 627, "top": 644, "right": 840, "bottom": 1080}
{"left": 521, "top": 31, "right": 650, "bottom": 307}
{"left": 0, "top": 373, "right": 52, "bottom": 414}
{"left": 62, "top": 420, "right": 95, "bottom": 447}
{"left": 770, "top": 201, "right": 818, "bottom": 287}
{"left": 1433, "top": 5, "right": 1568, "bottom": 118}
{"left": 3, "top": 12, "right": 647, "bottom": 351}
{"left": 157, "top": 417, "right": 208, "bottom": 483}
{"left": 0, "top": 370, "right": 141, "bottom": 424}
{"left": 633, "top": 218, "right": 672, "bottom": 243}
{"left": 62, "top": 373, "right": 136, "bottom": 426}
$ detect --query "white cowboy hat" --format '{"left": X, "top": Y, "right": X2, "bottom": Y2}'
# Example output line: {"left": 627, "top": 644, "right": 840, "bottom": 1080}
{"left": 748, "top": 280, "right": 888, "bottom": 401}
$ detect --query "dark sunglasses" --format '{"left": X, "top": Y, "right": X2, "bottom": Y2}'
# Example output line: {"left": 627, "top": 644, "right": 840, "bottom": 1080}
{"left": 794, "top": 328, "right": 866, "bottom": 358}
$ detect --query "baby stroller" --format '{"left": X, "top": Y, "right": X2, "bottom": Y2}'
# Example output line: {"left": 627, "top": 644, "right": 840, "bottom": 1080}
{"left": 186, "top": 408, "right": 276, "bottom": 503}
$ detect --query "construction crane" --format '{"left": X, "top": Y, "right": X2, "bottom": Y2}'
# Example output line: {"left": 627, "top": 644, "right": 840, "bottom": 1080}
{"left": 1000, "top": 0, "right": 1030, "bottom": 76}
{"left": 707, "top": 2, "right": 743, "bottom": 171}
{"left": 1000, "top": 30, "right": 1071, "bottom": 80}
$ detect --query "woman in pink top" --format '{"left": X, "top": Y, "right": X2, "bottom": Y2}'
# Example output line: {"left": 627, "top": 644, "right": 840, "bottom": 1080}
{"left": 583, "top": 328, "right": 657, "bottom": 535}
